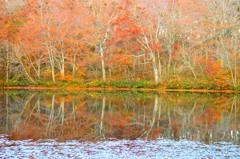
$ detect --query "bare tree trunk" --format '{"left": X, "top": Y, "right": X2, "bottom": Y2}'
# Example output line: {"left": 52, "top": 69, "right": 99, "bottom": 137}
{"left": 59, "top": 43, "right": 65, "bottom": 78}
{"left": 51, "top": 58, "right": 55, "bottom": 82}
{"left": 157, "top": 52, "right": 162, "bottom": 78}
{"left": 60, "top": 51, "right": 65, "bottom": 78}
{"left": 19, "top": 59, "right": 36, "bottom": 83}
{"left": 40, "top": 2, "right": 55, "bottom": 82}
{"left": 45, "top": 41, "right": 55, "bottom": 82}
{"left": 150, "top": 51, "right": 159, "bottom": 84}
{"left": 5, "top": 44, "right": 9, "bottom": 83}
{"left": 99, "top": 43, "right": 106, "bottom": 83}
{"left": 232, "top": 33, "right": 239, "bottom": 87}
{"left": 138, "top": 34, "right": 159, "bottom": 84}
{"left": 37, "top": 59, "right": 41, "bottom": 79}
{"left": 72, "top": 54, "right": 76, "bottom": 77}
{"left": 15, "top": 46, "right": 36, "bottom": 83}
{"left": 167, "top": 48, "right": 172, "bottom": 72}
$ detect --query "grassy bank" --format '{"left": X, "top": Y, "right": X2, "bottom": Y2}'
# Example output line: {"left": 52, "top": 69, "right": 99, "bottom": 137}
{"left": 2, "top": 78, "right": 240, "bottom": 92}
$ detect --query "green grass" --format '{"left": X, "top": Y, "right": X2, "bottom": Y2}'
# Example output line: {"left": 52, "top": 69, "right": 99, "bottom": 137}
{"left": 166, "top": 78, "right": 217, "bottom": 90}
{"left": 3, "top": 78, "right": 238, "bottom": 91}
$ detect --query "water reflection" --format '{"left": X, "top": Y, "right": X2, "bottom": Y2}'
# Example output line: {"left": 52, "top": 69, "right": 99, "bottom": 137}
{"left": 0, "top": 90, "right": 239, "bottom": 144}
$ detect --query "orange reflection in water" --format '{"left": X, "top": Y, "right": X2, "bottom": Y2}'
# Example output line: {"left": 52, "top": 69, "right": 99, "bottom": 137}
{"left": 0, "top": 91, "right": 239, "bottom": 144}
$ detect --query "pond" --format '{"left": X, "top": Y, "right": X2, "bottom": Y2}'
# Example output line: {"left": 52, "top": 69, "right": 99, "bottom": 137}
{"left": 0, "top": 90, "right": 239, "bottom": 158}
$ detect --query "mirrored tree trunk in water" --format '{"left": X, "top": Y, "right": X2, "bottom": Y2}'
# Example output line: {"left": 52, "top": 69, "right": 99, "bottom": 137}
{"left": 0, "top": 91, "right": 239, "bottom": 144}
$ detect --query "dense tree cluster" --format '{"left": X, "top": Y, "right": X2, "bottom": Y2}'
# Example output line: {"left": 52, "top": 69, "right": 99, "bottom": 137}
{"left": 0, "top": 0, "right": 239, "bottom": 88}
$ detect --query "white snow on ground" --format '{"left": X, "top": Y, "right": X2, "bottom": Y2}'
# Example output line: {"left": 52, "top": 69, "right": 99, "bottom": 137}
{"left": 0, "top": 135, "right": 239, "bottom": 159}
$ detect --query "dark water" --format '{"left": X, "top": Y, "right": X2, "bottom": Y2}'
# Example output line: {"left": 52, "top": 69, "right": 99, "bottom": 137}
{"left": 0, "top": 90, "right": 239, "bottom": 158}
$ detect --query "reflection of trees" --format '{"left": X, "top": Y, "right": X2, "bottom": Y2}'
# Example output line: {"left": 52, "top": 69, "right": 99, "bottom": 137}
{"left": 0, "top": 91, "right": 239, "bottom": 143}
{"left": 99, "top": 94, "right": 106, "bottom": 139}
{"left": 143, "top": 94, "right": 161, "bottom": 140}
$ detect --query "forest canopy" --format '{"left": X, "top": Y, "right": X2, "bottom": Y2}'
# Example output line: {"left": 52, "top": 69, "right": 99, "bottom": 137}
{"left": 0, "top": 0, "right": 239, "bottom": 89}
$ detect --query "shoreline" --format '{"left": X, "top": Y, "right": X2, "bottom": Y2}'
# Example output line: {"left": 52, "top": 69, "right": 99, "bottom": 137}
{"left": 2, "top": 86, "right": 240, "bottom": 93}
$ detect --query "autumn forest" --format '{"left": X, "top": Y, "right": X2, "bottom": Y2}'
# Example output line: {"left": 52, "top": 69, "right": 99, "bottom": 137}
{"left": 0, "top": 0, "right": 240, "bottom": 89}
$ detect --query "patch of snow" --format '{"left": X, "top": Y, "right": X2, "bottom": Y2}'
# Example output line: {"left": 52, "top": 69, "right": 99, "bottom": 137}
{"left": 0, "top": 135, "right": 239, "bottom": 159}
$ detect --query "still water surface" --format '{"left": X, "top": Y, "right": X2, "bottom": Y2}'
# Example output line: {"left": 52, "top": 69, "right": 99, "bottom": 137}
{"left": 0, "top": 90, "right": 239, "bottom": 158}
